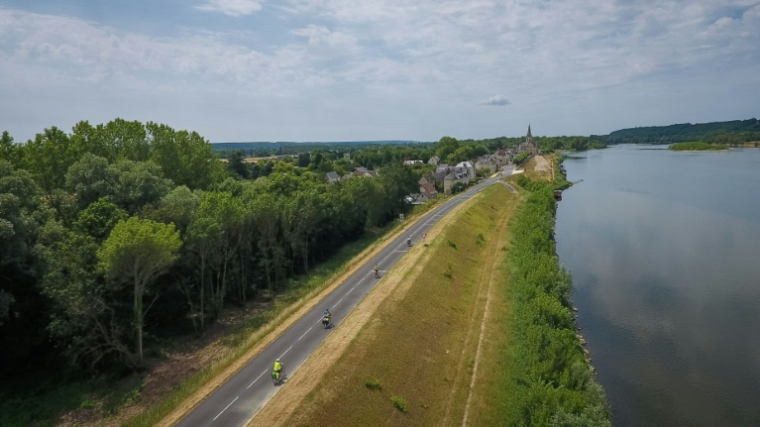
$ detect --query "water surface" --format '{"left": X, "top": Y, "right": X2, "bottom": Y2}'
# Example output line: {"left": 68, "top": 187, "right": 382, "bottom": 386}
{"left": 555, "top": 145, "right": 760, "bottom": 427}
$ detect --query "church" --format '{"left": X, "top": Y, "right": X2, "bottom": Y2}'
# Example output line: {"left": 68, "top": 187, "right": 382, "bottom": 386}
{"left": 517, "top": 125, "right": 539, "bottom": 155}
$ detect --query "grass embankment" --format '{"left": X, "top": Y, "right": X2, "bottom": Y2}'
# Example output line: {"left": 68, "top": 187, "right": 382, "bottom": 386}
{"left": 669, "top": 142, "right": 727, "bottom": 151}
{"left": 266, "top": 183, "right": 518, "bottom": 426}
{"left": 492, "top": 170, "right": 611, "bottom": 426}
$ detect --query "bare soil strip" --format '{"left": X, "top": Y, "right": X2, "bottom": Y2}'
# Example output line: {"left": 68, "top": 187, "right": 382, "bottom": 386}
{"left": 252, "top": 184, "right": 519, "bottom": 427}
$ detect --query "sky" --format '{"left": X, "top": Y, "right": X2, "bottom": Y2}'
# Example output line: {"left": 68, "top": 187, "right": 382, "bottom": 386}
{"left": 0, "top": 0, "right": 758, "bottom": 143}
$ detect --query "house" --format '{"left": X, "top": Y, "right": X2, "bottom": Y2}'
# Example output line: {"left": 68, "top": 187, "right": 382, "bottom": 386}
{"left": 443, "top": 171, "right": 469, "bottom": 195}
{"left": 326, "top": 171, "right": 341, "bottom": 184}
{"left": 420, "top": 181, "right": 438, "bottom": 199}
{"left": 353, "top": 167, "right": 378, "bottom": 177}
{"left": 455, "top": 161, "right": 476, "bottom": 178}
{"left": 428, "top": 155, "right": 440, "bottom": 166}
{"left": 475, "top": 156, "right": 498, "bottom": 173}
{"left": 403, "top": 160, "right": 423, "bottom": 166}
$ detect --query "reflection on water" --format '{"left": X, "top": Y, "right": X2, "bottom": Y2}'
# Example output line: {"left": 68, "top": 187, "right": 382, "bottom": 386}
{"left": 555, "top": 145, "right": 760, "bottom": 427}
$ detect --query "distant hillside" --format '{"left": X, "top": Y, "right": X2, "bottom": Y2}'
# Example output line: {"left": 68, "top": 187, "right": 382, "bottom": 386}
{"left": 212, "top": 140, "right": 427, "bottom": 158}
{"left": 605, "top": 118, "right": 760, "bottom": 144}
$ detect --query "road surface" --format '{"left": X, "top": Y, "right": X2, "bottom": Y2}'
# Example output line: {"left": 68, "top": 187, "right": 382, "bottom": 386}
{"left": 176, "top": 166, "right": 515, "bottom": 427}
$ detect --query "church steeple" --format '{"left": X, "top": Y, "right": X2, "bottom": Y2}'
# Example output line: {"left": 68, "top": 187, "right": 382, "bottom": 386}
{"left": 527, "top": 124, "right": 532, "bottom": 139}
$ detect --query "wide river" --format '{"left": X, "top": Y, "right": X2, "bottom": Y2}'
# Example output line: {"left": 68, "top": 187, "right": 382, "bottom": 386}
{"left": 555, "top": 145, "right": 760, "bottom": 427}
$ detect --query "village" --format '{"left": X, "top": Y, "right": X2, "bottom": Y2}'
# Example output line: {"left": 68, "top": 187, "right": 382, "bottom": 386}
{"left": 324, "top": 126, "right": 541, "bottom": 202}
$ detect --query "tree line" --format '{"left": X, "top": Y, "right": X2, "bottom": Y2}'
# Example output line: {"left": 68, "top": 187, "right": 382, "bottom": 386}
{"left": 0, "top": 119, "right": 424, "bottom": 376}
{"left": 603, "top": 118, "right": 760, "bottom": 145}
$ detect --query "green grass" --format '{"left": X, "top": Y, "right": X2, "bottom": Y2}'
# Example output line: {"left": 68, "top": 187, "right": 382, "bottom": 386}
{"left": 669, "top": 141, "right": 727, "bottom": 151}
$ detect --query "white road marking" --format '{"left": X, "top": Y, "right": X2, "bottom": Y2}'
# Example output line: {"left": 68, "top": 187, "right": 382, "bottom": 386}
{"left": 247, "top": 369, "right": 268, "bottom": 389}
{"left": 280, "top": 346, "right": 293, "bottom": 358}
{"left": 298, "top": 326, "right": 314, "bottom": 341}
{"left": 213, "top": 396, "right": 239, "bottom": 421}
{"left": 335, "top": 296, "right": 345, "bottom": 307}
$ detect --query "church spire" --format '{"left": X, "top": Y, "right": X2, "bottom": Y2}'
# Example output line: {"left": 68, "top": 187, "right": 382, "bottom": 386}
{"left": 527, "top": 124, "right": 532, "bottom": 139}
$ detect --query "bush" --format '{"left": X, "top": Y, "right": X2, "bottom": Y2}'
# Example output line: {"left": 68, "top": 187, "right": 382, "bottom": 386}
{"left": 364, "top": 379, "right": 382, "bottom": 391}
{"left": 391, "top": 395, "right": 408, "bottom": 413}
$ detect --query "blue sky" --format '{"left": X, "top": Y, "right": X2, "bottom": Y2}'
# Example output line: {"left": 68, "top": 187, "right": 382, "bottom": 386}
{"left": 1, "top": 0, "right": 758, "bottom": 142}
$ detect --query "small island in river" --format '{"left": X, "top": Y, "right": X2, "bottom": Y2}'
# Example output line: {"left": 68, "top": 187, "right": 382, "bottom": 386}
{"left": 669, "top": 142, "right": 728, "bottom": 151}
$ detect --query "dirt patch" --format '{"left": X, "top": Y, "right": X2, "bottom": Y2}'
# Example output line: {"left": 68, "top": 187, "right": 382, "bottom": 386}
{"left": 248, "top": 194, "right": 478, "bottom": 427}
{"left": 534, "top": 155, "right": 550, "bottom": 172}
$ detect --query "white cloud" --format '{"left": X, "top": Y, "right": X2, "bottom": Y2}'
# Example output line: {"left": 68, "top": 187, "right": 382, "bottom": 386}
{"left": 480, "top": 95, "right": 510, "bottom": 106}
{"left": 1, "top": 1, "right": 759, "bottom": 142}
{"left": 196, "top": 0, "right": 264, "bottom": 16}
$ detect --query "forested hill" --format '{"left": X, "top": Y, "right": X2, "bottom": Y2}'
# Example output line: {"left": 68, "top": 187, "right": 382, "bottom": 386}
{"left": 604, "top": 118, "right": 760, "bottom": 144}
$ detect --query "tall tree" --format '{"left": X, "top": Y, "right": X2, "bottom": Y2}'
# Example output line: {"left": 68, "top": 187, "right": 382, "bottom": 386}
{"left": 97, "top": 217, "right": 181, "bottom": 366}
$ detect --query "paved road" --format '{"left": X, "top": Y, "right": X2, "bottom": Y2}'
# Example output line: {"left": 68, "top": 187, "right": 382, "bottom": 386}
{"left": 176, "top": 166, "right": 514, "bottom": 427}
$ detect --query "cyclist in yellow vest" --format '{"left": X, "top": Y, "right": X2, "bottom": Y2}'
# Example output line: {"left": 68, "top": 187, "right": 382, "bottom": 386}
{"left": 273, "top": 358, "right": 283, "bottom": 381}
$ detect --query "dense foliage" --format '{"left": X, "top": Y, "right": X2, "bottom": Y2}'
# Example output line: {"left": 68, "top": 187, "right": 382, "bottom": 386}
{"left": 668, "top": 142, "right": 727, "bottom": 151}
{"left": 499, "top": 175, "right": 611, "bottom": 426}
{"left": 605, "top": 118, "right": 760, "bottom": 145}
{"left": 0, "top": 119, "right": 424, "bottom": 384}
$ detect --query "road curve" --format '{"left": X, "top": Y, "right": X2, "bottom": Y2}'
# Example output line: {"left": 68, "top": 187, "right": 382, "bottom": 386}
{"left": 176, "top": 166, "right": 514, "bottom": 427}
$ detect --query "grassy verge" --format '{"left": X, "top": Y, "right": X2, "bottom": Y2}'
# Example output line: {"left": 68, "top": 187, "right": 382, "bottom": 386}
{"left": 493, "top": 175, "right": 611, "bottom": 426}
{"left": 277, "top": 183, "right": 517, "bottom": 426}
{"left": 119, "top": 199, "right": 444, "bottom": 427}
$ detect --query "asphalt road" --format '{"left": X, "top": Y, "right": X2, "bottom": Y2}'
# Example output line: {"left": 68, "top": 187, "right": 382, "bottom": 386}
{"left": 176, "top": 166, "right": 514, "bottom": 427}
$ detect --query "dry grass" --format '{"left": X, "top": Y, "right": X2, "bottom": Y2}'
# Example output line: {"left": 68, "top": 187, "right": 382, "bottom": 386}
{"left": 254, "top": 184, "right": 519, "bottom": 427}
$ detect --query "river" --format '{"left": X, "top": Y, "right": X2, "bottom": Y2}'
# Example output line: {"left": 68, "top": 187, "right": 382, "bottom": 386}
{"left": 555, "top": 144, "right": 760, "bottom": 427}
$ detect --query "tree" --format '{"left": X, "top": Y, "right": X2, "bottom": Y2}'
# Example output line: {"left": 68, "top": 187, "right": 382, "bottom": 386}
{"left": 73, "top": 198, "right": 129, "bottom": 241}
{"left": 109, "top": 160, "right": 173, "bottom": 213}
{"left": 97, "top": 217, "right": 181, "bottom": 366}
{"left": 0, "top": 131, "right": 21, "bottom": 168}
{"left": 21, "top": 126, "right": 78, "bottom": 192}
{"left": 65, "top": 153, "right": 116, "bottom": 209}
{"left": 227, "top": 151, "right": 249, "bottom": 179}
{"left": 435, "top": 136, "right": 460, "bottom": 162}
{"left": 247, "top": 192, "right": 284, "bottom": 296}
{"left": 143, "top": 185, "right": 200, "bottom": 235}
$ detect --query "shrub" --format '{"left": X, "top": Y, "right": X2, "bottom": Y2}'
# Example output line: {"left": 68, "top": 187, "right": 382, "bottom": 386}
{"left": 364, "top": 379, "right": 382, "bottom": 391}
{"left": 391, "top": 395, "right": 408, "bottom": 413}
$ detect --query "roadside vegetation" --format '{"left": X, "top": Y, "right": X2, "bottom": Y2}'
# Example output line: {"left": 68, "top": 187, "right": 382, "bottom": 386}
{"left": 669, "top": 142, "right": 728, "bottom": 151}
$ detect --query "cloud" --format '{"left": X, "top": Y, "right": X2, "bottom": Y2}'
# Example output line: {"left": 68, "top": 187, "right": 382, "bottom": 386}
{"left": 196, "top": 0, "right": 264, "bottom": 16}
{"left": 480, "top": 95, "right": 510, "bottom": 106}
{"left": 1, "top": 1, "right": 759, "bottom": 141}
